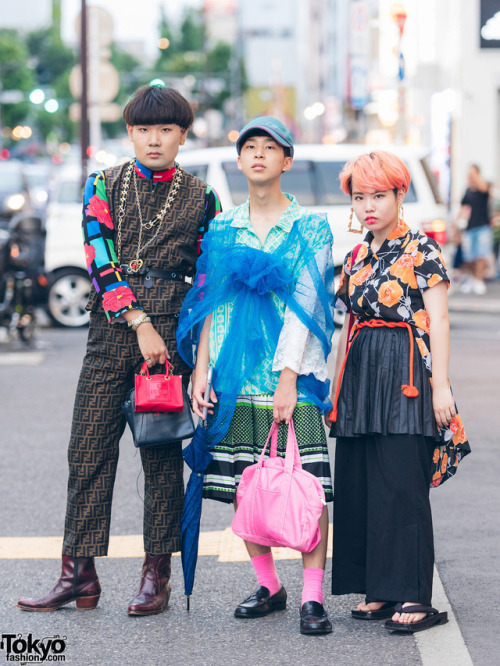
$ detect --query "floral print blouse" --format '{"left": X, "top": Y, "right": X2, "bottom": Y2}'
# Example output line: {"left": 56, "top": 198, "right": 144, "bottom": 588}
{"left": 336, "top": 220, "right": 470, "bottom": 487}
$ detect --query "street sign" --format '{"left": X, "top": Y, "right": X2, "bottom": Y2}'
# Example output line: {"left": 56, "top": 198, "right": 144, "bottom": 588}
{"left": 74, "top": 6, "right": 113, "bottom": 46}
{"left": 350, "top": 58, "right": 368, "bottom": 110}
{"left": 70, "top": 102, "right": 121, "bottom": 123}
{"left": 480, "top": 0, "right": 500, "bottom": 48}
{"left": 398, "top": 52, "right": 405, "bottom": 81}
{"left": 69, "top": 62, "right": 119, "bottom": 104}
{"left": 391, "top": 3, "right": 407, "bottom": 36}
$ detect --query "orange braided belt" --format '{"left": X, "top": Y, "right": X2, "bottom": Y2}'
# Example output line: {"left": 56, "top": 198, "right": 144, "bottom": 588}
{"left": 329, "top": 318, "right": 419, "bottom": 423}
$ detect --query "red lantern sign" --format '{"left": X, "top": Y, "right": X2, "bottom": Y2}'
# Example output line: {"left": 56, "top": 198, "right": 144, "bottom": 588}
{"left": 391, "top": 3, "right": 407, "bottom": 36}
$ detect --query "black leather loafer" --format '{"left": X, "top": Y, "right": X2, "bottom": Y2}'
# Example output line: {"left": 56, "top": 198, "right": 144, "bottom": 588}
{"left": 300, "top": 601, "right": 333, "bottom": 635}
{"left": 234, "top": 585, "right": 287, "bottom": 618}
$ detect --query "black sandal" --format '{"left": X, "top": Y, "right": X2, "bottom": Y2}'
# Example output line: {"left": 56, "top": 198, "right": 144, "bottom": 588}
{"left": 351, "top": 598, "right": 397, "bottom": 621}
{"left": 385, "top": 603, "right": 448, "bottom": 633}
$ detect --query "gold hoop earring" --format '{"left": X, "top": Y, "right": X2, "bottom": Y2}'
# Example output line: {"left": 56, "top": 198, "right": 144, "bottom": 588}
{"left": 348, "top": 208, "right": 363, "bottom": 234}
{"left": 399, "top": 204, "right": 405, "bottom": 222}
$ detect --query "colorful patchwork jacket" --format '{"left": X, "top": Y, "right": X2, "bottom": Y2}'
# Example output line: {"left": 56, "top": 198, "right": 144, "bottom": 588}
{"left": 82, "top": 159, "right": 221, "bottom": 321}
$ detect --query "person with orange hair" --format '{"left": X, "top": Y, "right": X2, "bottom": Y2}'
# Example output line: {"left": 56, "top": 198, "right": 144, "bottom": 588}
{"left": 326, "top": 151, "right": 470, "bottom": 634}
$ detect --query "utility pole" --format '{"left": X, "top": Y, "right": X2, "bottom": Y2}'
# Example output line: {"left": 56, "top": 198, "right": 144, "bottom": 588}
{"left": 80, "top": 0, "right": 90, "bottom": 191}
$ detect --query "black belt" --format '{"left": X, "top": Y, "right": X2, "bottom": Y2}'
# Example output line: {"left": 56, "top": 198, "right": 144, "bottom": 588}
{"left": 120, "top": 264, "right": 188, "bottom": 289}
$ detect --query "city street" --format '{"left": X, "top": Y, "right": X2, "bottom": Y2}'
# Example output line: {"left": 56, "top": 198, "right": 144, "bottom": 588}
{"left": 1, "top": 0, "right": 499, "bottom": 663}
{"left": 0, "top": 296, "right": 499, "bottom": 666}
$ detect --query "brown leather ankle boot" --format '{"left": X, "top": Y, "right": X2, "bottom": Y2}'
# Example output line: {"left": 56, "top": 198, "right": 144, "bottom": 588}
{"left": 128, "top": 553, "right": 171, "bottom": 616}
{"left": 17, "top": 556, "right": 101, "bottom": 612}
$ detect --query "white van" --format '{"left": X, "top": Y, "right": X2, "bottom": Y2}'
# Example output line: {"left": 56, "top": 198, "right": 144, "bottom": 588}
{"left": 44, "top": 166, "right": 91, "bottom": 328}
{"left": 177, "top": 144, "right": 447, "bottom": 270}
{"left": 44, "top": 145, "right": 446, "bottom": 327}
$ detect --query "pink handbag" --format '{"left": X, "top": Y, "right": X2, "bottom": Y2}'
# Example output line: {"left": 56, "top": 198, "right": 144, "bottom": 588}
{"left": 231, "top": 420, "right": 326, "bottom": 553}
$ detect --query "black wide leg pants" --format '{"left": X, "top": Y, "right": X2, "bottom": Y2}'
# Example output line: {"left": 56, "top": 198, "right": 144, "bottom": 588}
{"left": 332, "top": 434, "right": 435, "bottom": 605}
{"left": 62, "top": 312, "right": 186, "bottom": 558}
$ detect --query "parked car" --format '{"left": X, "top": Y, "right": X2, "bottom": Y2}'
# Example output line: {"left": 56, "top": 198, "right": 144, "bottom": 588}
{"left": 177, "top": 144, "right": 447, "bottom": 269}
{"left": 177, "top": 144, "right": 447, "bottom": 328}
{"left": 44, "top": 144, "right": 446, "bottom": 328}
{"left": 23, "top": 161, "right": 53, "bottom": 214}
{"left": 44, "top": 167, "right": 91, "bottom": 327}
{"left": 0, "top": 160, "right": 31, "bottom": 228}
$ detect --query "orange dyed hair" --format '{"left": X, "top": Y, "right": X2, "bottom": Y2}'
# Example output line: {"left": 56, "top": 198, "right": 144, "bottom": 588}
{"left": 339, "top": 151, "right": 411, "bottom": 196}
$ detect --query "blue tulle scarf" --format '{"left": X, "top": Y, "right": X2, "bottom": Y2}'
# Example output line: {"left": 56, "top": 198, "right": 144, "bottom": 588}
{"left": 176, "top": 213, "right": 335, "bottom": 448}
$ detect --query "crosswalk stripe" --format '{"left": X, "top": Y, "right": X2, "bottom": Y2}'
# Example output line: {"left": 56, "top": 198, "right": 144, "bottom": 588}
{"left": 0, "top": 528, "right": 332, "bottom": 560}
{"left": 0, "top": 352, "right": 45, "bottom": 366}
{"left": 1, "top": 530, "right": 472, "bottom": 664}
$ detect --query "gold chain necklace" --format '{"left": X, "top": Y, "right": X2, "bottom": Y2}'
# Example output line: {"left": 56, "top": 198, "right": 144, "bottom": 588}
{"left": 116, "top": 160, "right": 183, "bottom": 272}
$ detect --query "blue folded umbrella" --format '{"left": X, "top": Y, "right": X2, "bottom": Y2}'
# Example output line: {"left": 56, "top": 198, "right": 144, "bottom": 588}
{"left": 180, "top": 370, "right": 214, "bottom": 610}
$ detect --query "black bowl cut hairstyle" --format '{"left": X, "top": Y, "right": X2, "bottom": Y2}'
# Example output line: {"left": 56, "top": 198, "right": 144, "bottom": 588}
{"left": 123, "top": 85, "right": 194, "bottom": 130}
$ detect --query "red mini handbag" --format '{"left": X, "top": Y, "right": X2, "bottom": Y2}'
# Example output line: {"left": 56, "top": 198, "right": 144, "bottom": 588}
{"left": 134, "top": 361, "right": 184, "bottom": 413}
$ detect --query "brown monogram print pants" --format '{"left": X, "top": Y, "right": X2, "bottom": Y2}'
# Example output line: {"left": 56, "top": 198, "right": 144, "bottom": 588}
{"left": 62, "top": 312, "right": 188, "bottom": 557}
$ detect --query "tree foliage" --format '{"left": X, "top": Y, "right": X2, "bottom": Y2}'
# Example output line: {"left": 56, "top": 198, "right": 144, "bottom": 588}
{"left": 179, "top": 9, "right": 205, "bottom": 52}
{"left": 0, "top": 5, "right": 246, "bottom": 150}
{"left": 152, "top": 7, "right": 246, "bottom": 119}
{"left": 26, "top": 29, "right": 75, "bottom": 85}
{"left": 0, "top": 29, "right": 33, "bottom": 128}
{"left": 155, "top": 7, "right": 207, "bottom": 73}
{"left": 157, "top": 6, "right": 178, "bottom": 64}
{"left": 24, "top": 27, "right": 76, "bottom": 143}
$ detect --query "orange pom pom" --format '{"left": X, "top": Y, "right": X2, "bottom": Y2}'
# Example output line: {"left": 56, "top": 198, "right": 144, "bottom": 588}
{"left": 401, "top": 384, "right": 419, "bottom": 398}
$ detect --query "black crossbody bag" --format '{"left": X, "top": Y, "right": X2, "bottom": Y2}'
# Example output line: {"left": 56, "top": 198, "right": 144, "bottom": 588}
{"left": 122, "top": 385, "right": 195, "bottom": 447}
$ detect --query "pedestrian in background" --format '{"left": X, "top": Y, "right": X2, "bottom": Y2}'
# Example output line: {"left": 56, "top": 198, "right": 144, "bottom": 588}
{"left": 458, "top": 164, "right": 493, "bottom": 295}
{"left": 18, "top": 84, "right": 221, "bottom": 616}
{"left": 326, "top": 151, "right": 470, "bottom": 634}
{"left": 177, "top": 117, "right": 335, "bottom": 635}
{"left": 448, "top": 202, "right": 469, "bottom": 288}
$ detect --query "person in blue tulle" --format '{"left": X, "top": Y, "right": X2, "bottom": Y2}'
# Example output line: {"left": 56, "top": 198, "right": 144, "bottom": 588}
{"left": 176, "top": 117, "right": 335, "bottom": 635}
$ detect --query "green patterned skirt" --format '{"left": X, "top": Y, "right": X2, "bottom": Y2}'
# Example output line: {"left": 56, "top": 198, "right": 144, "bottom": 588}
{"left": 202, "top": 395, "right": 333, "bottom": 504}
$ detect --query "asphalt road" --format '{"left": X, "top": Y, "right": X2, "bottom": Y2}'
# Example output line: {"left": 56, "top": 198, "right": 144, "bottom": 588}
{"left": 0, "top": 305, "right": 499, "bottom": 666}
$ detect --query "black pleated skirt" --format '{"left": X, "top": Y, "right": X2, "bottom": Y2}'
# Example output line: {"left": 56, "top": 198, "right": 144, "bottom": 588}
{"left": 331, "top": 326, "right": 439, "bottom": 439}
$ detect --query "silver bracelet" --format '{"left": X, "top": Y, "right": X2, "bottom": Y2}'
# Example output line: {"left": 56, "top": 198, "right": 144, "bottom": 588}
{"left": 127, "top": 312, "right": 151, "bottom": 331}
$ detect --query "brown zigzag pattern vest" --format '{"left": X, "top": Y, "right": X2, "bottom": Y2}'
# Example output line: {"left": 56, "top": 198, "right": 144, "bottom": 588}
{"left": 87, "top": 162, "right": 207, "bottom": 315}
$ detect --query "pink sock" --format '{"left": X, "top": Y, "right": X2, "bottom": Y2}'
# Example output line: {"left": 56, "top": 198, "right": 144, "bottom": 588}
{"left": 302, "top": 568, "right": 324, "bottom": 606}
{"left": 251, "top": 552, "right": 281, "bottom": 596}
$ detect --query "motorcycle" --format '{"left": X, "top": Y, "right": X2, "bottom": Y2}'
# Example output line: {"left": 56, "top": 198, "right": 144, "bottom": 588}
{"left": 0, "top": 212, "right": 48, "bottom": 345}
